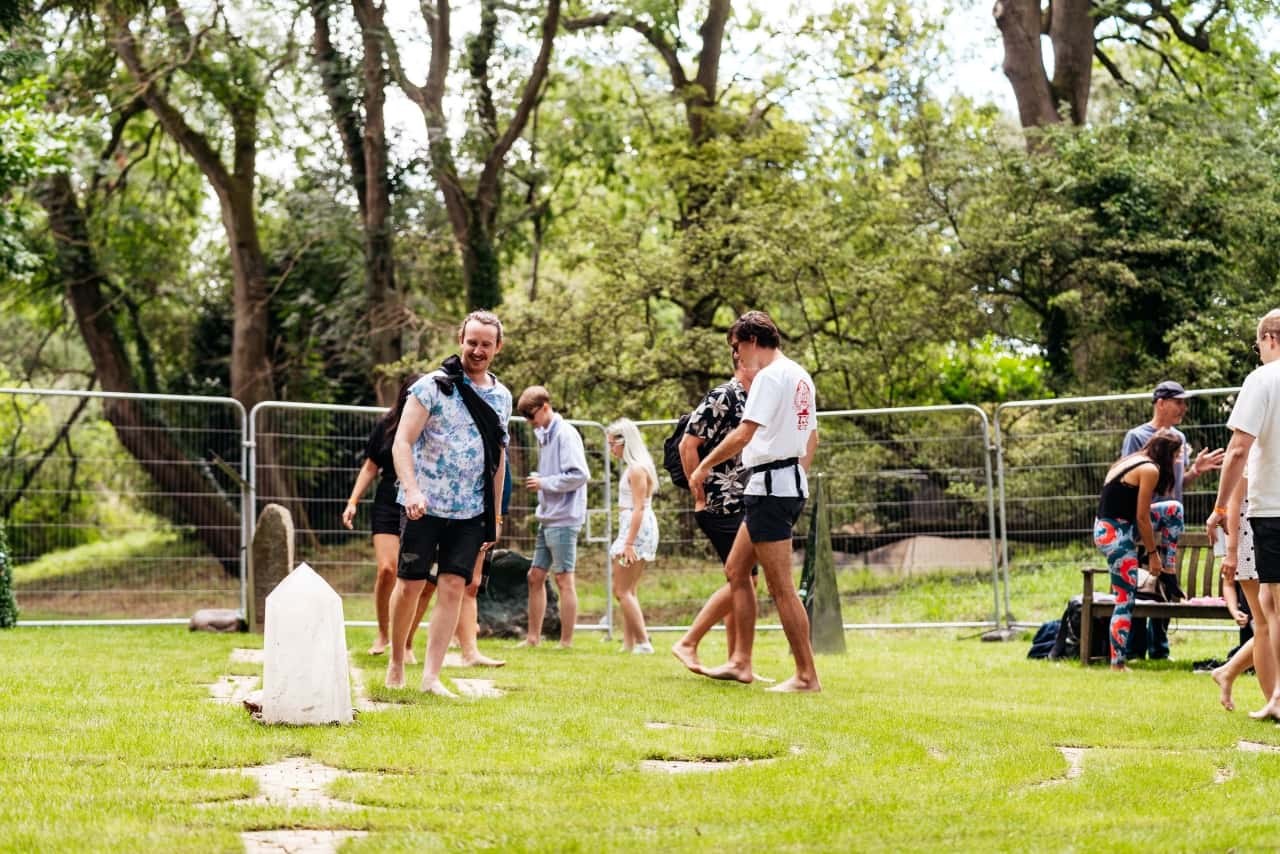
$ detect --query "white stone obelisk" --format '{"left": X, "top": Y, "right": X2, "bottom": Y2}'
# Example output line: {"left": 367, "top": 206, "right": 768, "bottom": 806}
{"left": 261, "top": 562, "right": 353, "bottom": 725}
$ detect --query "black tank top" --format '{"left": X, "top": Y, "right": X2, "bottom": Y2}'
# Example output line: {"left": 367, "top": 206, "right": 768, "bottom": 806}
{"left": 1097, "top": 460, "right": 1150, "bottom": 521}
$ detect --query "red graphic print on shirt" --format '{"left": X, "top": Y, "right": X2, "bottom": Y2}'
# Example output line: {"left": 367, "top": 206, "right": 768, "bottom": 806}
{"left": 793, "top": 381, "right": 811, "bottom": 431}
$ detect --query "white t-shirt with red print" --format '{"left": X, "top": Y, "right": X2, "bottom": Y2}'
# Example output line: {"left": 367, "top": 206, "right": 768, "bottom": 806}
{"left": 741, "top": 354, "right": 816, "bottom": 499}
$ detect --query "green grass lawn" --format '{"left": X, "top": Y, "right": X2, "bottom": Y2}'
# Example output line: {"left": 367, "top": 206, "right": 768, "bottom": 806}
{"left": 2, "top": 624, "right": 1278, "bottom": 851}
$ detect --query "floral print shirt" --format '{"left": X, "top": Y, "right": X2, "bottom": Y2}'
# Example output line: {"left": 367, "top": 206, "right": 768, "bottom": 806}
{"left": 396, "top": 370, "right": 511, "bottom": 519}
{"left": 685, "top": 377, "right": 747, "bottom": 515}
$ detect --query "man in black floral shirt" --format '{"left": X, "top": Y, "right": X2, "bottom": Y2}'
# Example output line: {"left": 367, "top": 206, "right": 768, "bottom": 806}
{"left": 672, "top": 353, "right": 759, "bottom": 674}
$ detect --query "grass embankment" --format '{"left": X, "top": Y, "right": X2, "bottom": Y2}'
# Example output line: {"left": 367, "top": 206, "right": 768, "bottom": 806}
{"left": 0, "top": 625, "right": 1276, "bottom": 850}
{"left": 13, "top": 531, "right": 1191, "bottom": 632}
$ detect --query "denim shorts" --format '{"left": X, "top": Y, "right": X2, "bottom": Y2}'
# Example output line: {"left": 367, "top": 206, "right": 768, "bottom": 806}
{"left": 532, "top": 524, "right": 581, "bottom": 573}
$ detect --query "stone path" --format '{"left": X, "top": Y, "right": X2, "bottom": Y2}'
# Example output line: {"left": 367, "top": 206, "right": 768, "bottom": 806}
{"left": 454, "top": 678, "right": 504, "bottom": 698}
{"left": 209, "top": 757, "right": 366, "bottom": 810}
{"left": 231, "top": 648, "right": 265, "bottom": 664}
{"left": 640, "top": 757, "right": 772, "bottom": 774}
{"left": 241, "top": 830, "right": 367, "bottom": 854}
{"left": 209, "top": 675, "right": 260, "bottom": 706}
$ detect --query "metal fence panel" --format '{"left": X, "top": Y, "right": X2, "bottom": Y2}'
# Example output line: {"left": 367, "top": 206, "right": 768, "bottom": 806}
{"left": 249, "top": 402, "right": 612, "bottom": 624}
{"left": 995, "top": 388, "right": 1239, "bottom": 621}
{"left": 631, "top": 404, "right": 1000, "bottom": 629}
{"left": 0, "top": 388, "right": 245, "bottom": 623}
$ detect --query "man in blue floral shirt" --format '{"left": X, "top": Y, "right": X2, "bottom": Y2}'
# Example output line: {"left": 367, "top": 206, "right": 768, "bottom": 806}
{"left": 671, "top": 351, "right": 758, "bottom": 674}
{"left": 385, "top": 311, "right": 511, "bottom": 696}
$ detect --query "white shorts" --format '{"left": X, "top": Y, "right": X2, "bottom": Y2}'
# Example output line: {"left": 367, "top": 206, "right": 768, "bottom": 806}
{"left": 611, "top": 509, "right": 659, "bottom": 562}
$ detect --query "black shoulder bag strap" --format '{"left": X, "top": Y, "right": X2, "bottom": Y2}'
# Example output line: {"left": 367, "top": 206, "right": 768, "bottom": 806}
{"left": 434, "top": 355, "right": 503, "bottom": 541}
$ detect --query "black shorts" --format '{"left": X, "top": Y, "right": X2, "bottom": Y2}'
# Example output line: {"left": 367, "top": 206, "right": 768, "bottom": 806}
{"left": 1252, "top": 516, "right": 1280, "bottom": 584}
{"left": 743, "top": 494, "right": 805, "bottom": 544}
{"left": 370, "top": 498, "right": 402, "bottom": 537}
{"left": 397, "top": 513, "right": 485, "bottom": 584}
{"left": 694, "top": 509, "right": 758, "bottom": 576}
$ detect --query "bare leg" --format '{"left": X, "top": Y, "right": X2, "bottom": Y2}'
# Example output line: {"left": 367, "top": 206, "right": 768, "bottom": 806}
{"left": 1243, "top": 581, "right": 1275, "bottom": 703}
{"left": 612, "top": 558, "right": 648, "bottom": 649}
{"left": 673, "top": 583, "right": 732, "bottom": 673}
{"left": 1250, "top": 582, "right": 1280, "bottom": 719}
{"left": 555, "top": 572, "right": 578, "bottom": 648}
{"left": 422, "top": 574, "right": 466, "bottom": 697}
{"left": 1213, "top": 638, "right": 1253, "bottom": 711}
{"left": 403, "top": 581, "right": 435, "bottom": 665}
{"left": 701, "top": 524, "right": 757, "bottom": 683}
{"left": 369, "top": 534, "right": 399, "bottom": 655}
{"left": 457, "top": 580, "right": 505, "bottom": 667}
{"left": 756, "top": 539, "right": 821, "bottom": 693}
{"left": 524, "top": 566, "right": 549, "bottom": 646}
{"left": 385, "top": 578, "right": 426, "bottom": 688}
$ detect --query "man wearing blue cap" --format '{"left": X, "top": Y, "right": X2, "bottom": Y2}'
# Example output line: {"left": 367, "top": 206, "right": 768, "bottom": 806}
{"left": 1119, "top": 380, "right": 1225, "bottom": 658}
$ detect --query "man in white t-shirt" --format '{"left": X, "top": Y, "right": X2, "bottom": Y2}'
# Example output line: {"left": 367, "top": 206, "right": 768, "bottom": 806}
{"left": 1207, "top": 308, "right": 1280, "bottom": 719}
{"left": 688, "top": 311, "right": 821, "bottom": 693}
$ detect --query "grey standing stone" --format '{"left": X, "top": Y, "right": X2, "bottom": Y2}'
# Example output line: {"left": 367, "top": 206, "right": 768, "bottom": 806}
{"left": 249, "top": 503, "right": 295, "bottom": 634}
{"left": 479, "top": 549, "right": 560, "bottom": 638}
{"left": 801, "top": 475, "right": 846, "bottom": 654}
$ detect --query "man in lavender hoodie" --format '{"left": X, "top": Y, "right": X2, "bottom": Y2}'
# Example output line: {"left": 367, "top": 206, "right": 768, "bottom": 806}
{"left": 517, "top": 386, "right": 591, "bottom": 648}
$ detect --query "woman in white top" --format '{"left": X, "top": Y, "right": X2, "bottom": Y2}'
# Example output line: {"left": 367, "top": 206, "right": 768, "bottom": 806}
{"left": 607, "top": 419, "right": 660, "bottom": 654}
{"left": 1213, "top": 471, "right": 1274, "bottom": 713}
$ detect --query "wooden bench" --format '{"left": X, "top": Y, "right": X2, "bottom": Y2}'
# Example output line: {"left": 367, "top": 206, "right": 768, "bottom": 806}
{"left": 1080, "top": 532, "right": 1233, "bottom": 665}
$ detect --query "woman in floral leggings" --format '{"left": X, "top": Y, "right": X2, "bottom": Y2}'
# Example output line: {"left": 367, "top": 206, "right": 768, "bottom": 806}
{"left": 1093, "top": 430, "right": 1184, "bottom": 669}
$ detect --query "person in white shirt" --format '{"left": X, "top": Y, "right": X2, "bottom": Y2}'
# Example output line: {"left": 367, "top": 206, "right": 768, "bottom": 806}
{"left": 689, "top": 311, "right": 821, "bottom": 693}
{"left": 1207, "top": 308, "right": 1280, "bottom": 719}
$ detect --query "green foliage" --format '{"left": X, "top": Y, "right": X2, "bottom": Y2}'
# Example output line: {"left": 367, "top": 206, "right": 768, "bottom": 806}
{"left": 936, "top": 335, "right": 1048, "bottom": 405}
{"left": 0, "top": 517, "right": 16, "bottom": 627}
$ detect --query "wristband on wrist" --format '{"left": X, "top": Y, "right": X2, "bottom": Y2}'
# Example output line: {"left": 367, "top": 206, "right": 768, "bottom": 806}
{"left": 346, "top": 498, "right": 358, "bottom": 507}
{"left": 1214, "top": 505, "right": 1229, "bottom": 515}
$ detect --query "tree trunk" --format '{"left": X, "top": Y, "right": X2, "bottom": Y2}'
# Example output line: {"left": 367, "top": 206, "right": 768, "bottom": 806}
{"left": 37, "top": 172, "right": 242, "bottom": 573}
{"left": 993, "top": 0, "right": 1061, "bottom": 133}
{"left": 1049, "top": 0, "right": 1094, "bottom": 124}
{"left": 358, "top": 5, "right": 403, "bottom": 399}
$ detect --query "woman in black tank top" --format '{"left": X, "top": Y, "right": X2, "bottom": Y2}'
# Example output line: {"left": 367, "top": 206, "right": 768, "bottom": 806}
{"left": 341, "top": 374, "right": 424, "bottom": 657}
{"left": 1092, "top": 430, "right": 1184, "bottom": 670}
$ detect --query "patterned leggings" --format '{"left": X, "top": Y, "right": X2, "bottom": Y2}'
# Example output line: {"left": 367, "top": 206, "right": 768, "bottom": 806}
{"left": 1093, "top": 500, "right": 1185, "bottom": 666}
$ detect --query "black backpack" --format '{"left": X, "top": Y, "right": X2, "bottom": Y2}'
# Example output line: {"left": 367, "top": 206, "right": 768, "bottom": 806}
{"left": 662, "top": 413, "right": 698, "bottom": 490}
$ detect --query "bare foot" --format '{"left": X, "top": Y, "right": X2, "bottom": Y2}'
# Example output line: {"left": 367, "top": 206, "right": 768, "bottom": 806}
{"left": 460, "top": 652, "right": 506, "bottom": 668}
{"left": 404, "top": 648, "right": 417, "bottom": 666}
{"left": 1212, "top": 666, "right": 1236, "bottom": 711}
{"left": 1110, "top": 664, "right": 1130, "bottom": 672}
{"left": 700, "top": 662, "right": 754, "bottom": 684}
{"left": 752, "top": 672, "right": 776, "bottom": 684}
{"left": 1250, "top": 698, "right": 1280, "bottom": 720}
{"left": 421, "top": 678, "right": 457, "bottom": 699}
{"left": 765, "top": 675, "right": 822, "bottom": 693}
{"left": 558, "top": 641, "right": 573, "bottom": 650}
{"left": 512, "top": 639, "right": 538, "bottom": 649}
{"left": 368, "top": 638, "right": 389, "bottom": 656}
{"left": 384, "top": 661, "right": 405, "bottom": 689}
{"left": 671, "top": 642, "right": 704, "bottom": 675}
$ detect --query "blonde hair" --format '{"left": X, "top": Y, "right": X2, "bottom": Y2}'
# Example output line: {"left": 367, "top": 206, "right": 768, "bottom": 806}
{"left": 459, "top": 310, "right": 503, "bottom": 344}
{"left": 1258, "top": 309, "right": 1280, "bottom": 342}
{"left": 606, "top": 418, "right": 659, "bottom": 495}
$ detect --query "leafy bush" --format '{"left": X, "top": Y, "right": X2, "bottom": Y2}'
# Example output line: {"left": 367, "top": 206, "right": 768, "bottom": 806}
{"left": 0, "top": 518, "right": 17, "bottom": 627}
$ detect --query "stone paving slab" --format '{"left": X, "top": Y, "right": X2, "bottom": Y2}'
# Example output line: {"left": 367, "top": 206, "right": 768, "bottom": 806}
{"left": 348, "top": 664, "right": 401, "bottom": 712}
{"left": 640, "top": 758, "right": 770, "bottom": 774}
{"left": 241, "top": 829, "right": 367, "bottom": 853}
{"left": 231, "top": 648, "right": 266, "bottom": 664}
{"left": 453, "top": 678, "right": 504, "bottom": 699}
{"left": 209, "top": 675, "right": 261, "bottom": 705}
{"left": 209, "top": 757, "right": 367, "bottom": 810}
